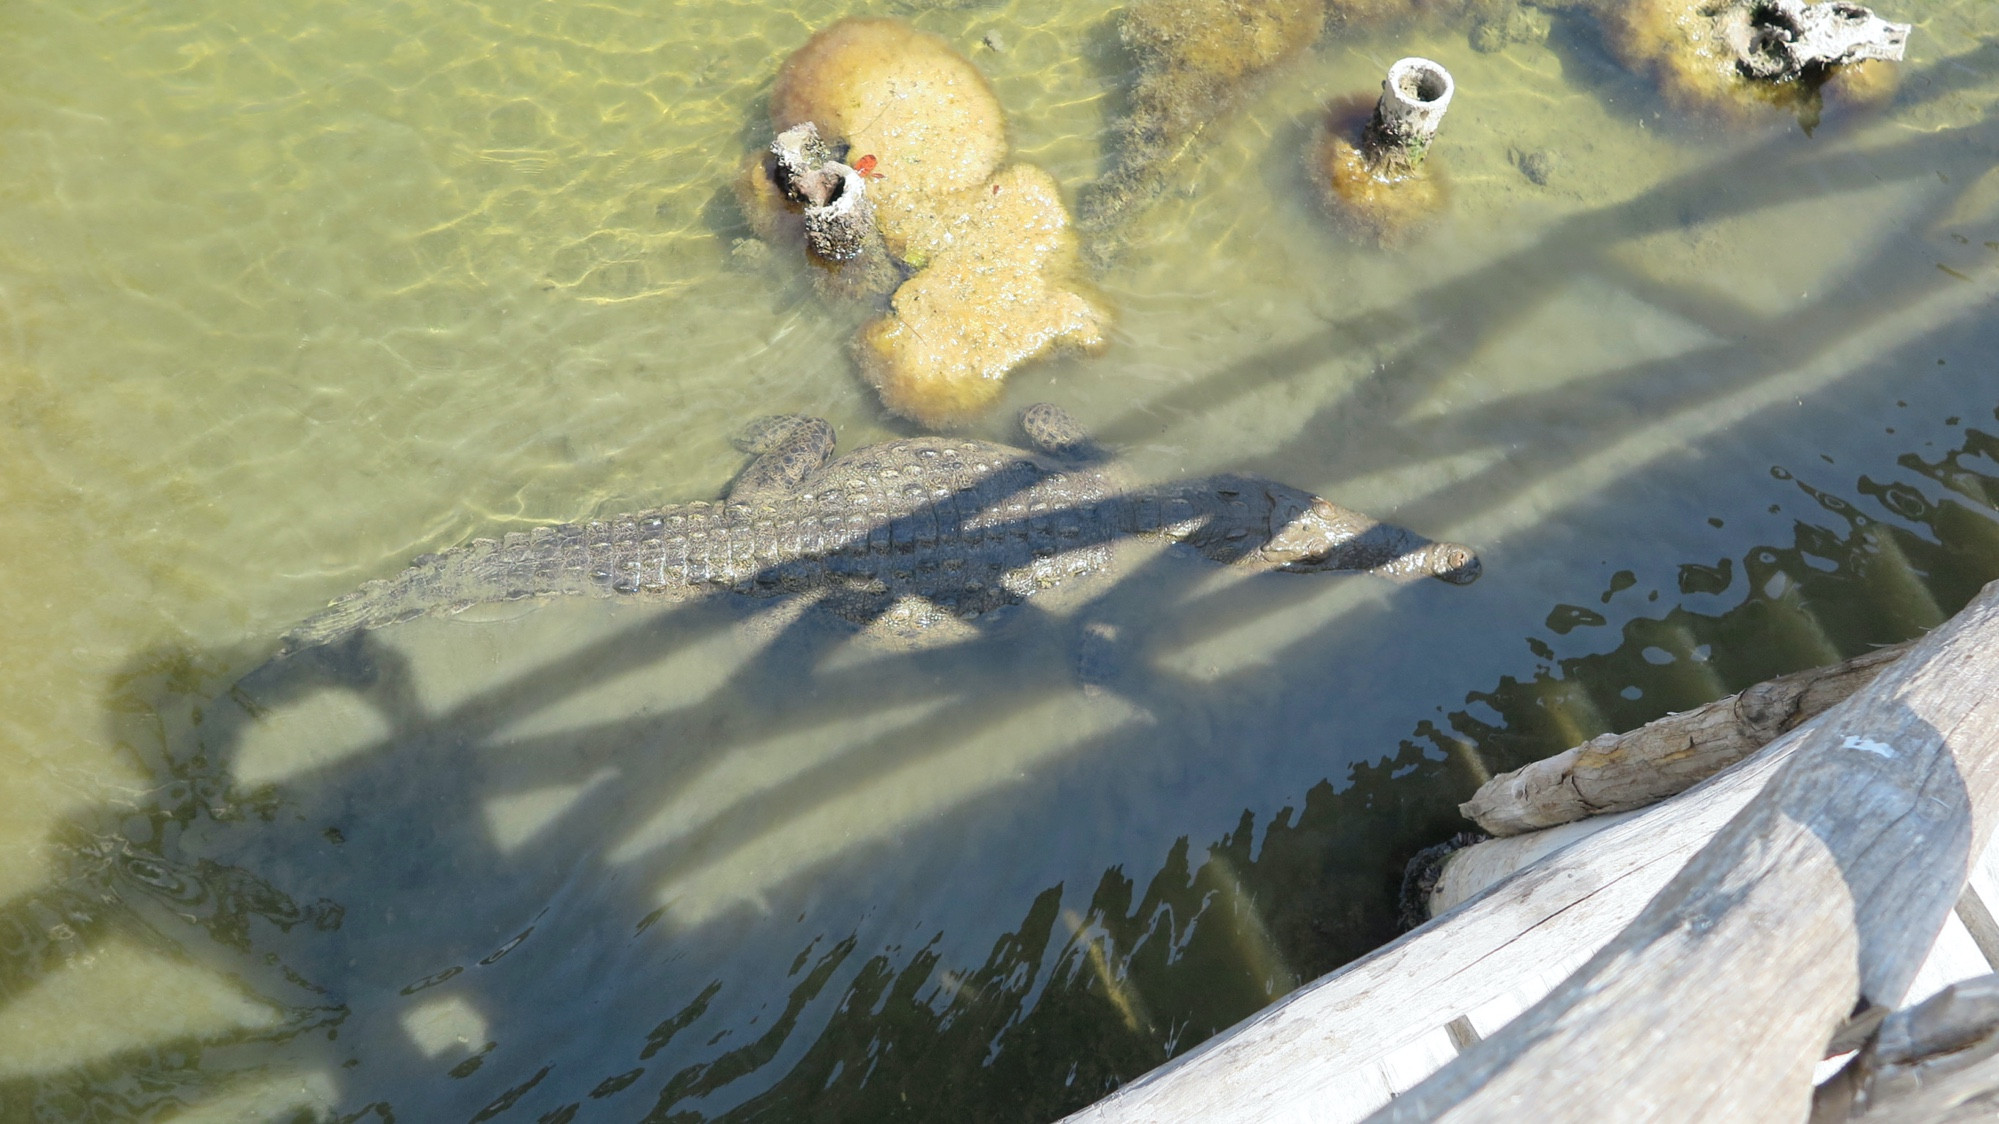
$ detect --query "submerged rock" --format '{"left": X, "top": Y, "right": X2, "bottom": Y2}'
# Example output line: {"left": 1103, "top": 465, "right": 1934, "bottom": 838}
{"left": 746, "top": 17, "right": 1110, "bottom": 427}
{"left": 1467, "top": 0, "right": 1551, "bottom": 52}
{"left": 1323, "top": 0, "right": 1420, "bottom": 26}
{"left": 1510, "top": 146, "right": 1557, "bottom": 186}
{"left": 1081, "top": 0, "right": 1325, "bottom": 252}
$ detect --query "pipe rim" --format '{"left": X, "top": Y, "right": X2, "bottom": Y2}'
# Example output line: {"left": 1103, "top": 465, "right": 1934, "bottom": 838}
{"left": 1385, "top": 57, "right": 1454, "bottom": 109}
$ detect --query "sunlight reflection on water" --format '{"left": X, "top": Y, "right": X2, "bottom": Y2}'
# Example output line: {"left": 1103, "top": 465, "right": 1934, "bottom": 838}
{"left": 1, "top": 0, "right": 1997, "bottom": 1118}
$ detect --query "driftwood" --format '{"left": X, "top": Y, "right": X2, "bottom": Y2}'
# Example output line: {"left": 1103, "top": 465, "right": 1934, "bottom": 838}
{"left": 1370, "top": 580, "right": 1999, "bottom": 1122}
{"left": 1726, "top": 0, "right": 1912, "bottom": 83}
{"left": 1462, "top": 641, "right": 1911, "bottom": 836}
{"left": 1812, "top": 973, "right": 1999, "bottom": 1122}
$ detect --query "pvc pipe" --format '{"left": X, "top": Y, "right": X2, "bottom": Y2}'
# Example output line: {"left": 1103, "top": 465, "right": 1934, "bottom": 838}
{"left": 1365, "top": 57, "right": 1454, "bottom": 166}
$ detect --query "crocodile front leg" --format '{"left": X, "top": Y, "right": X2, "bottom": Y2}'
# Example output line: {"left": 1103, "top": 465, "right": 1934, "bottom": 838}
{"left": 726, "top": 415, "right": 838, "bottom": 502}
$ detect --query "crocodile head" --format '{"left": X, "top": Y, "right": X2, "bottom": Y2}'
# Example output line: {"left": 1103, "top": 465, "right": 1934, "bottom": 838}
{"left": 1251, "top": 486, "right": 1482, "bottom": 585}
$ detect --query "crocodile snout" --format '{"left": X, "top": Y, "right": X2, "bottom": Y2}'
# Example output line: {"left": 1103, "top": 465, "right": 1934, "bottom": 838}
{"left": 1431, "top": 543, "right": 1482, "bottom": 585}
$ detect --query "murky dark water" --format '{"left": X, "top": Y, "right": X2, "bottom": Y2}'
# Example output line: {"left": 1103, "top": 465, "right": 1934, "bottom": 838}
{"left": 1, "top": 0, "right": 1996, "bottom": 1120}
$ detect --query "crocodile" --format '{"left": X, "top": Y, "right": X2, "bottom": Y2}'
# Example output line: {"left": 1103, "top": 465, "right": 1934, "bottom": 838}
{"left": 280, "top": 404, "right": 1479, "bottom": 654}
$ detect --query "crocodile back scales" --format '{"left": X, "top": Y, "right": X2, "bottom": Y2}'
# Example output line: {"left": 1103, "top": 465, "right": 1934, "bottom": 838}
{"left": 282, "top": 437, "right": 1142, "bottom": 654}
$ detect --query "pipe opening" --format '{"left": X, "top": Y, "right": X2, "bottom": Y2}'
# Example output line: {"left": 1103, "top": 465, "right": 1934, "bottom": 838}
{"left": 1398, "top": 66, "right": 1450, "bottom": 104}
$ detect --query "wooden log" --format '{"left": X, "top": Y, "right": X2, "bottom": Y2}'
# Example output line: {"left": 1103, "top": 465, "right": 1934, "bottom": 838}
{"left": 1368, "top": 580, "right": 1999, "bottom": 1123}
{"left": 1462, "top": 641, "right": 1911, "bottom": 836}
{"left": 1063, "top": 710, "right": 1819, "bottom": 1124}
{"left": 1812, "top": 973, "right": 1999, "bottom": 1122}
{"left": 1427, "top": 811, "right": 1634, "bottom": 918}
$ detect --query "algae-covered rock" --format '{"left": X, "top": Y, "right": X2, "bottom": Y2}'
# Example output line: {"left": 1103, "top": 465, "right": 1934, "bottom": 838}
{"left": 1466, "top": 0, "right": 1550, "bottom": 52}
{"left": 1322, "top": 0, "right": 1420, "bottom": 27}
{"left": 1082, "top": 0, "right": 1325, "bottom": 249}
{"left": 1120, "top": 0, "right": 1326, "bottom": 91}
{"left": 1601, "top": 0, "right": 1905, "bottom": 120}
{"left": 857, "top": 165, "right": 1110, "bottom": 427}
{"left": 1308, "top": 95, "right": 1448, "bottom": 247}
{"left": 750, "top": 17, "right": 1111, "bottom": 427}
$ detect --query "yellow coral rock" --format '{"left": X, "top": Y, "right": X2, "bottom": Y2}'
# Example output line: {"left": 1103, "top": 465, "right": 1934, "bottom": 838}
{"left": 771, "top": 17, "right": 1008, "bottom": 263}
{"left": 856, "top": 165, "right": 1110, "bottom": 428}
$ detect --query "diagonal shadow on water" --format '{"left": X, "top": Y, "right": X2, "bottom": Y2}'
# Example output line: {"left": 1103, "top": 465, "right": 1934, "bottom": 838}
{"left": 1, "top": 46, "right": 1997, "bottom": 1124}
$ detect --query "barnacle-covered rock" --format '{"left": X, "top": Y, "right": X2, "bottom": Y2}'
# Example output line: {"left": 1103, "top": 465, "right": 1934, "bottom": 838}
{"left": 738, "top": 124, "right": 901, "bottom": 300}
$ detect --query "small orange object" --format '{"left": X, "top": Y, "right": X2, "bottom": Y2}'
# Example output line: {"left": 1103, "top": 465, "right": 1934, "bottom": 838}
{"left": 853, "top": 154, "right": 884, "bottom": 180}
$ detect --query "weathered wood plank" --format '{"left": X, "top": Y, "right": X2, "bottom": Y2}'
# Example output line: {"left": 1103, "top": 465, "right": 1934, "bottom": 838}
{"left": 1369, "top": 580, "right": 1999, "bottom": 1123}
{"left": 1812, "top": 973, "right": 1999, "bottom": 1123}
{"left": 1427, "top": 811, "right": 1633, "bottom": 917}
{"left": 1061, "top": 707, "right": 1819, "bottom": 1123}
{"left": 1462, "top": 642, "right": 1910, "bottom": 836}
{"left": 1907, "top": 906, "right": 1994, "bottom": 1008}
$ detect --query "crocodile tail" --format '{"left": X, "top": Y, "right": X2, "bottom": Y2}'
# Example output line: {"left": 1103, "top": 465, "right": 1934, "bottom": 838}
{"left": 278, "top": 540, "right": 515, "bottom": 657}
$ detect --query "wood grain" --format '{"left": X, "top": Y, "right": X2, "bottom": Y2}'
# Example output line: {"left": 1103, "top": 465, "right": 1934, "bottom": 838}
{"left": 1062, "top": 705, "right": 1821, "bottom": 1123}
{"left": 1371, "top": 580, "right": 1999, "bottom": 1123}
{"left": 1813, "top": 973, "right": 1999, "bottom": 1122}
{"left": 1462, "top": 642, "right": 1910, "bottom": 836}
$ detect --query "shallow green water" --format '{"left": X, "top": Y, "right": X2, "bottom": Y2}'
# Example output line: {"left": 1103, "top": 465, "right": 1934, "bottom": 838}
{"left": 2, "top": 0, "right": 1998, "bottom": 1119}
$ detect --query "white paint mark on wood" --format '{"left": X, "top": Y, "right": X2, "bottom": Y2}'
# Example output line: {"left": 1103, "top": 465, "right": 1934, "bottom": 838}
{"left": 1844, "top": 735, "right": 1897, "bottom": 759}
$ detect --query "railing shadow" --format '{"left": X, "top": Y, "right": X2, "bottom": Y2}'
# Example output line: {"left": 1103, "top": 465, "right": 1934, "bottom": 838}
{"left": 0, "top": 43, "right": 1995, "bottom": 1124}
